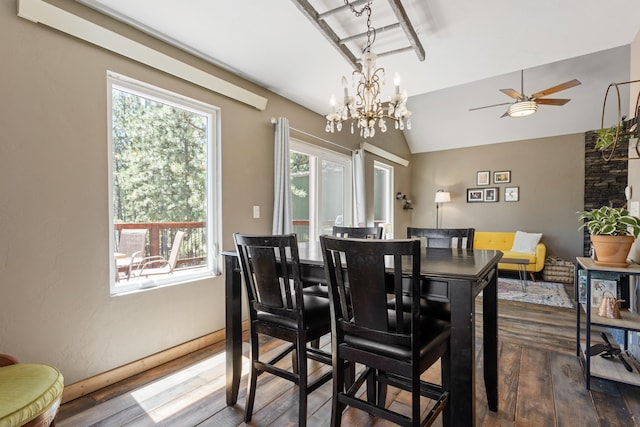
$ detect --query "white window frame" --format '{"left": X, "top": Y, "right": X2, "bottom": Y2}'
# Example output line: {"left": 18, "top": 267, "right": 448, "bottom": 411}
{"left": 374, "top": 161, "right": 394, "bottom": 238}
{"left": 290, "top": 139, "right": 353, "bottom": 242}
{"left": 107, "top": 72, "right": 221, "bottom": 295}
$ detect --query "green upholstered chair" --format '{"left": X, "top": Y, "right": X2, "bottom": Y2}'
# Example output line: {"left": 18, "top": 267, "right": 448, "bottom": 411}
{"left": 0, "top": 354, "right": 64, "bottom": 427}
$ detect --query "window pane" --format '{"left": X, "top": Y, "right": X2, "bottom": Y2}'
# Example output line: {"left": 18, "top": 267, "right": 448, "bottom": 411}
{"left": 373, "top": 162, "right": 393, "bottom": 237}
{"left": 291, "top": 151, "right": 311, "bottom": 242}
{"left": 109, "top": 74, "right": 217, "bottom": 293}
{"left": 290, "top": 140, "right": 351, "bottom": 241}
{"left": 320, "top": 159, "right": 346, "bottom": 236}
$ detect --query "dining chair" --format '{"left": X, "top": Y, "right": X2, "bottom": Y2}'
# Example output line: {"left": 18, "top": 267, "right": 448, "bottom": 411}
{"left": 305, "top": 226, "right": 384, "bottom": 300}
{"left": 233, "top": 233, "right": 333, "bottom": 427}
{"left": 400, "top": 228, "right": 475, "bottom": 321}
{"left": 133, "top": 231, "right": 185, "bottom": 277}
{"left": 116, "top": 228, "right": 148, "bottom": 279}
{"left": 332, "top": 225, "right": 383, "bottom": 239}
{"left": 406, "top": 227, "right": 475, "bottom": 249}
{"left": 320, "top": 236, "right": 451, "bottom": 427}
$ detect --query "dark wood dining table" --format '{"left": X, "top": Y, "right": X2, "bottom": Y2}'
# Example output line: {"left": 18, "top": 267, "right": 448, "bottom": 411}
{"left": 222, "top": 244, "right": 501, "bottom": 427}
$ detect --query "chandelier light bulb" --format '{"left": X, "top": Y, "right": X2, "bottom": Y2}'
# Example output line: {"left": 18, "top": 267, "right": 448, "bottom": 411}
{"left": 341, "top": 76, "right": 349, "bottom": 97}
{"left": 394, "top": 72, "right": 401, "bottom": 94}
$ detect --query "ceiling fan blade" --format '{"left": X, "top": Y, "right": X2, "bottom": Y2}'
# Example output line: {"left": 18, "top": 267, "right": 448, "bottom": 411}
{"left": 531, "top": 79, "right": 581, "bottom": 99}
{"left": 469, "top": 102, "right": 512, "bottom": 111}
{"left": 536, "top": 98, "right": 570, "bottom": 106}
{"left": 500, "top": 109, "right": 510, "bottom": 118}
{"left": 499, "top": 88, "right": 524, "bottom": 100}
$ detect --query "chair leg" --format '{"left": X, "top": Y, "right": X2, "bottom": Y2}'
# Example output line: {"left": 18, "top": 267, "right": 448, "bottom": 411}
{"left": 376, "top": 371, "right": 387, "bottom": 408}
{"left": 366, "top": 370, "right": 376, "bottom": 403}
{"left": 297, "top": 339, "right": 308, "bottom": 427}
{"left": 441, "top": 346, "right": 451, "bottom": 427}
{"left": 411, "top": 371, "right": 420, "bottom": 425}
{"left": 244, "top": 331, "right": 259, "bottom": 422}
{"left": 529, "top": 272, "right": 536, "bottom": 281}
{"left": 331, "top": 355, "right": 345, "bottom": 427}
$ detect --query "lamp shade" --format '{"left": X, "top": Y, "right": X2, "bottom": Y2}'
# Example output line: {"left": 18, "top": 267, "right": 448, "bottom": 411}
{"left": 508, "top": 100, "right": 537, "bottom": 117}
{"left": 435, "top": 191, "right": 451, "bottom": 203}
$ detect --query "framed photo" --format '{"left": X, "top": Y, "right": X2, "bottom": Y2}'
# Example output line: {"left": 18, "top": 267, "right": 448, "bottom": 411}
{"left": 505, "top": 186, "right": 519, "bottom": 202}
{"left": 494, "top": 170, "right": 511, "bottom": 184}
{"left": 484, "top": 187, "right": 498, "bottom": 202}
{"left": 476, "top": 171, "right": 490, "bottom": 186}
{"left": 590, "top": 278, "right": 617, "bottom": 308}
{"left": 467, "top": 188, "right": 484, "bottom": 202}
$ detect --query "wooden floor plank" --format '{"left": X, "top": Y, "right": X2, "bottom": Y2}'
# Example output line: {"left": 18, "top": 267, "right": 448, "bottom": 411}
{"left": 56, "top": 299, "right": 640, "bottom": 426}
{"left": 515, "top": 348, "right": 556, "bottom": 426}
{"left": 550, "top": 352, "right": 600, "bottom": 427}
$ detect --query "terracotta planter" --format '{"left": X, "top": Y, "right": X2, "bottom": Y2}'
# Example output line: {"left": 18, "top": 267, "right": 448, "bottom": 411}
{"left": 590, "top": 234, "right": 635, "bottom": 267}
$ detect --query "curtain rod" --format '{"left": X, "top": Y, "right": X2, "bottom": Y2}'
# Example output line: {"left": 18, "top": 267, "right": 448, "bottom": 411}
{"left": 270, "top": 117, "right": 355, "bottom": 153}
{"left": 270, "top": 118, "right": 410, "bottom": 166}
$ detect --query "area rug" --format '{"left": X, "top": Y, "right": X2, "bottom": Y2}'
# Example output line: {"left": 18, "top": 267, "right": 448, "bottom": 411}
{"left": 494, "top": 278, "right": 574, "bottom": 308}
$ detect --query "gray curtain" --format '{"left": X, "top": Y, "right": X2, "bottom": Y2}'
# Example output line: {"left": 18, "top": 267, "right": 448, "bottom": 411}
{"left": 272, "top": 117, "right": 292, "bottom": 234}
{"left": 352, "top": 149, "right": 365, "bottom": 226}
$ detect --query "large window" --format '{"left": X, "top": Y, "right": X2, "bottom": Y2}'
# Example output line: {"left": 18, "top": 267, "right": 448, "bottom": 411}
{"left": 290, "top": 140, "right": 352, "bottom": 242}
{"left": 373, "top": 161, "right": 394, "bottom": 238}
{"left": 108, "top": 72, "right": 219, "bottom": 294}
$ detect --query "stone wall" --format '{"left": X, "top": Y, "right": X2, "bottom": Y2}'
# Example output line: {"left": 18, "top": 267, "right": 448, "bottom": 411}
{"left": 582, "top": 130, "right": 629, "bottom": 255}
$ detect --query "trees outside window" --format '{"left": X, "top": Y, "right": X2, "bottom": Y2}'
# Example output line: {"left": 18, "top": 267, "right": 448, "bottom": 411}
{"left": 108, "top": 73, "right": 219, "bottom": 293}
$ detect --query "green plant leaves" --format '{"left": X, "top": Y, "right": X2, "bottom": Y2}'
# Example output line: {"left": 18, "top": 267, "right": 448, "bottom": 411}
{"left": 578, "top": 206, "right": 640, "bottom": 239}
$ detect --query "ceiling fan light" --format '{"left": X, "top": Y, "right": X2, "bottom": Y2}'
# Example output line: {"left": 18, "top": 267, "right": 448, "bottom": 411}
{"left": 508, "top": 100, "right": 538, "bottom": 117}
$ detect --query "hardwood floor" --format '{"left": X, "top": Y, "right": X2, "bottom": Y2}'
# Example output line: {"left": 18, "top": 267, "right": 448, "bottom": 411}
{"left": 57, "top": 298, "right": 640, "bottom": 426}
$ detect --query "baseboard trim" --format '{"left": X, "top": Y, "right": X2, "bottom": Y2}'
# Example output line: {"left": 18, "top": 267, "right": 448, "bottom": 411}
{"left": 61, "top": 320, "right": 249, "bottom": 404}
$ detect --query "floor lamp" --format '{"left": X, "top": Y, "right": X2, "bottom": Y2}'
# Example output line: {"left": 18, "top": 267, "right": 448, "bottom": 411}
{"left": 435, "top": 190, "right": 451, "bottom": 228}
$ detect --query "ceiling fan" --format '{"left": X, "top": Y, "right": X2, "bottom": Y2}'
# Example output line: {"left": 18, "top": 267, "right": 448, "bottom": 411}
{"left": 470, "top": 70, "right": 581, "bottom": 118}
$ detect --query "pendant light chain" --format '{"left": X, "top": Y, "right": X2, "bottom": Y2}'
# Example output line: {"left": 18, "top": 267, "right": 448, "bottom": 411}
{"left": 344, "top": 1, "right": 375, "bottom": 53}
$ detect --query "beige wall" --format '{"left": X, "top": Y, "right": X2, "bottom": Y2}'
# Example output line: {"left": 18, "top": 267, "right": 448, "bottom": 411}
{"left": 411, "top": 134, "right": 586, "bottom": 260}
{"left": 0, "top": 1, "right": 411, "bottom": 384}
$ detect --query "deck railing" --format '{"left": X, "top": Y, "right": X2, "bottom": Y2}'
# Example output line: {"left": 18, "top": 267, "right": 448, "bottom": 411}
{"left": 115, "top": 221, "right": 206, "bottom": 268}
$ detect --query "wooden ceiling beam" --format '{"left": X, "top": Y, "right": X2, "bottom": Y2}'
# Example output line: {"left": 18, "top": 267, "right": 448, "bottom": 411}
{"left": 386, "top": 0, "right": 426, "bottom": 61}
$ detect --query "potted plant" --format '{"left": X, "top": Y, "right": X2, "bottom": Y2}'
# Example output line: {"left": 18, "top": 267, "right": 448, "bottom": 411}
{"left": 594, "top": 125, "right": 620, "bottom": 151}
{"left": 578, "top": 206, "right": 640, "bottom": 267}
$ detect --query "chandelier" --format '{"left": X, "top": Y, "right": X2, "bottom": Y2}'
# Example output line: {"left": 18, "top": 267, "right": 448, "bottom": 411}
{"left": 325, "top": 1, "right": 411, "bottom": 139}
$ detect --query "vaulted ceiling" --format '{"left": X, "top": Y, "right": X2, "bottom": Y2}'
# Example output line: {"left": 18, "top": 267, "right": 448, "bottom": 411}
{"left": 78, "top": 0, "right": 640, "bottom": 153}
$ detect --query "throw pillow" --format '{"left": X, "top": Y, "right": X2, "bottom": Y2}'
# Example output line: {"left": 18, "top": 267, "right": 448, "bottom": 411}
{"left": 511, "top": 231, "right": 542, "bottom": 254}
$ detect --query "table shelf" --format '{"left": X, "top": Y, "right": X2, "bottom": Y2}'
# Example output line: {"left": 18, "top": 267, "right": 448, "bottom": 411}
{"left": 580, "top": 303, "right": 640, "bottom": 331}
{"left": 579, "top": 344, "right": 640, "bottom": 386}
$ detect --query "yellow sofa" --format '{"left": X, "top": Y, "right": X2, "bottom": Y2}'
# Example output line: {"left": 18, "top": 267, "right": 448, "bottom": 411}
{"left": 473, "top": 231, "right": 546, "bottom": 280}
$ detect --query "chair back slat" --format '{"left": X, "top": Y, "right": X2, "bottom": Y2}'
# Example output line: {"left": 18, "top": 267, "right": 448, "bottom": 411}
{"left": 332, "top": 226, "right": 383, "bottom": 239}
{"left": 406, "top": 227, "right": 475, "bottom": 249}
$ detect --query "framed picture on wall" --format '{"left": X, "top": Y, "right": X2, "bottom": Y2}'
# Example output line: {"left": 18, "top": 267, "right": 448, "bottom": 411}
{"left": 494, "top": 170, "right": 511, "bottom": 183}
{"left": 467, "top": 188, "right": 484, "bottom": 202}
{"left": 505, "top": 186, "right": 519, "bottom": 202}
{"left": 476, "top": 171, "right": 490, "bottom": 186}
{"left": 484, "top": 187, "right": 498, "bottom": 202}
